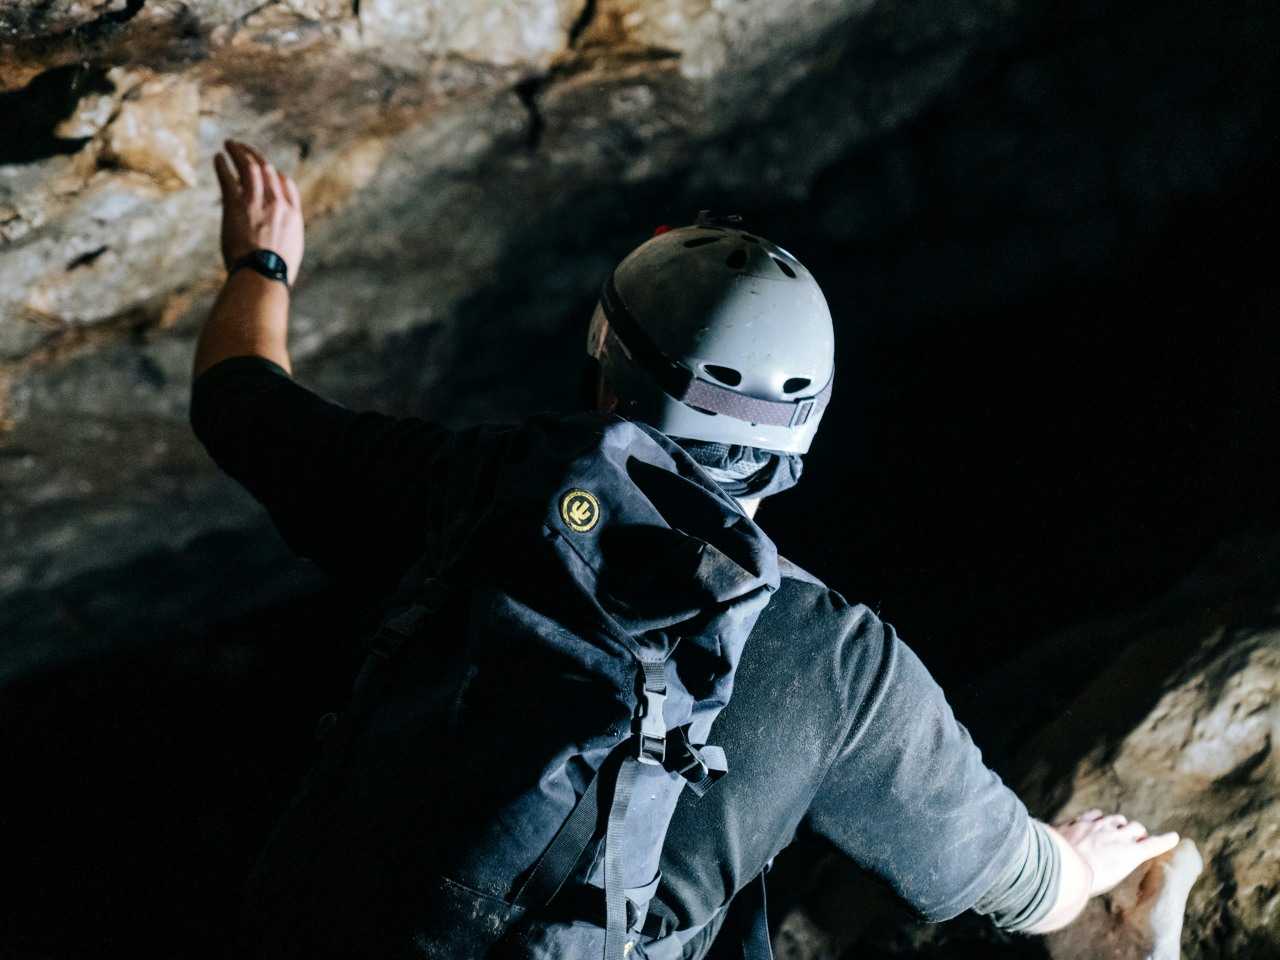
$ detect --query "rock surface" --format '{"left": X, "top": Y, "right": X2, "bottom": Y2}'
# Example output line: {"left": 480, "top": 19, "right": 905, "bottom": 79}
{"left": 1020, "top": 532, "right": 1280, "bottom": 960}
{"left": 2, "top": 0, "right": 1279, "bottom": 957}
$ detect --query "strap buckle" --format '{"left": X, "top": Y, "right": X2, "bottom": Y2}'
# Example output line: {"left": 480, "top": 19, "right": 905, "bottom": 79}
{"left": 673, "top": 747, "right": 708, "bottom": 783}
{"left": 635, "top": 687, "right": 667, "bottom": 765}
{"left": 663, "top": 728, "right": 728, "bottom": 797}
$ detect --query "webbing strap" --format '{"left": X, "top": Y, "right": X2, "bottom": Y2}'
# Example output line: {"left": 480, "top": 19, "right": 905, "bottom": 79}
{"left": 350, "top": 577, "right": 452, "bottom": 708}
{"left": 639, "top": 659, "right": 667, "bottom": 694}
{"left": 351, "top": 603, "right": 427, "bottom": 701}
{"left": 515, "top": 654, "right": 672, "bottom": 957}
{"left": 680, "top": 373, "right": 832, "bottom": 429}
{"left": 742, "top": 869, "right": 774, "bottom": 960}
{"left": 604, "top": 755, "right": 640, "bottom": 959}
{"left": 512, "top": 743, "right": 622, "bottom": 909}
{"left": 606, "top": 655, "right": 668, "bottom": 956}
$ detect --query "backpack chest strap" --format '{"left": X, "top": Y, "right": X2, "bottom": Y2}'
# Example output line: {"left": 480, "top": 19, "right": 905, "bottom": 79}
{"left": 635, "top": 657, "right": 669, "bottom": 765}
{"left": 663, "top": 727, "right": 727, "bottom": 798}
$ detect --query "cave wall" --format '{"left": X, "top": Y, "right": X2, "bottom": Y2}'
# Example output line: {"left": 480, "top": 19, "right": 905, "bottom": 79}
{"left": 2, "top": 0, "right": 1278, "bottom": 957}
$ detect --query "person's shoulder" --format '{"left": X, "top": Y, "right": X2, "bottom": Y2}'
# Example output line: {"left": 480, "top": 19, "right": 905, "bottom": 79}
{"left": 777, "top": 555, "right": 826, "bottom": 589}
{"left": 769, "top": 556, "right": 888, "bottom": 656}
{"left": 749, "top": 559, "right": 894, "bottom": 737}
{"left": 776, "top": 556, "right": 874, "bottom": 622}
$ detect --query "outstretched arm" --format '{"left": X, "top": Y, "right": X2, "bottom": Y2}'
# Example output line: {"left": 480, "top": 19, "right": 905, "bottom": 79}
{"left": 189, "top": 139, "right": 452, "bottom": 589}
{"left": 193, "top": 139, "right": 303, "bottom": 378}
{"left": 802, "top": 620, "right": 1185, "bottom": 937}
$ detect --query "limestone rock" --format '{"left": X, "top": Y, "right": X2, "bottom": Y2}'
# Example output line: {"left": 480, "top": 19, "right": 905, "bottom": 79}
{"left": 1031, "top": 656, "right": 1279, "bottom": 957}
{"left": 353, "top": 0, "right": 584, "bottom": 68}
{"left": 1015, "top": 533, "right": 1280, "bottom": 959}
{"left": 97, "top": 71, "right": 202, "bottom": 190}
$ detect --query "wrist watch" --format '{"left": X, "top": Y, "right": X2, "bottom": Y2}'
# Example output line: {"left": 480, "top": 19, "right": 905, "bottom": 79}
{"left": 229, "top": 249, "right": 291, "bottom": 289}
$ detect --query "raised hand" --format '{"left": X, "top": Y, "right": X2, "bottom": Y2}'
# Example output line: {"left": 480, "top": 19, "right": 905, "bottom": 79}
{"left": 213, "top": 139, "right": 305, "bottom": 286}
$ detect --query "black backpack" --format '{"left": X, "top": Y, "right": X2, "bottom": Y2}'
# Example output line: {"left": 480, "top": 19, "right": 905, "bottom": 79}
{"left": 240, "top": 412, "right": 780, "bottom": 959}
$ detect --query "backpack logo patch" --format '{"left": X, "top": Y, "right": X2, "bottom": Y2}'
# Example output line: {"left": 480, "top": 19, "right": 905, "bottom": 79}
{"left": 560, "top": 489, "right": 601, "bottom": 533}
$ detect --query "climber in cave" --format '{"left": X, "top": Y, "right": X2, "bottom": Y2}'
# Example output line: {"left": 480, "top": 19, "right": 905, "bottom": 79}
{"left": 192, "top": 138, "right": 1186, "bottom": 957}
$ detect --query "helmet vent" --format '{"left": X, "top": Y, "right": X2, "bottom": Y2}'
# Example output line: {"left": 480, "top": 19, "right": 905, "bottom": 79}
{"left": 683, "top": 236, "right": 722, "bottom": 248}
{"left": 783, "top": 377, "right": 811, "bottom": 394}
{"left": 772, "top": 257, "right": 797, "bottom": 278}
{"left": 741, "top": 234, "right": 760, "bottom": 243}
{"left": 704, "top": 364, "right": 743, "bottom": 387}
{"left": 725, "top": 248, "right": 748, "bottom": 269}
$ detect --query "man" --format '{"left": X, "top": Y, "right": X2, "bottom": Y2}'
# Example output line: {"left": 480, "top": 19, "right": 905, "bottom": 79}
{"left": 195, "top": 139, "right": 1181, "bottom": 956}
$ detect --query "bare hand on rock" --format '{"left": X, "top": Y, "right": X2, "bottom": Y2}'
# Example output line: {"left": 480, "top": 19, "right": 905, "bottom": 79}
{"left": 213, "top": 139, "right": 304, "bottom": 285}
{"left": 1047, "top": 838, "right": 1203, "bottom": 960}
{"left": 1054, "top": 809, "right": 1180, "bottom": 896}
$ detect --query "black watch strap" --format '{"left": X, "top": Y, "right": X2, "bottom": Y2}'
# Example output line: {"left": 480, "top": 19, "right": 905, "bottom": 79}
{"left": 229, "top": 249, "right": 291, "bottom": 289}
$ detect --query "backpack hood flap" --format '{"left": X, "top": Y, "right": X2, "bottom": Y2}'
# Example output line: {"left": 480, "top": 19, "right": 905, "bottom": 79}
{"left": 541, "top": 416, "right": 780, "bottom": 644}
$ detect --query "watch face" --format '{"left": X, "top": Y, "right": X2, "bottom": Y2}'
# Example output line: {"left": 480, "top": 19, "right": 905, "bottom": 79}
{"left": 232, "top": 250, "right": 288, "bottom": 285}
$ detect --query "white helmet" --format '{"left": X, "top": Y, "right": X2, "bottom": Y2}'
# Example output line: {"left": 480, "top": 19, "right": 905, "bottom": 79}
{"left": 588, "top": 212, "right": 835, "bottom": 455}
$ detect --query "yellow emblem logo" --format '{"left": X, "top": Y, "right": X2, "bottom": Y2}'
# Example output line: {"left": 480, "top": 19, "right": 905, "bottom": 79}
{"left": 560, "top": 489, "right": 601, "bottom": 533}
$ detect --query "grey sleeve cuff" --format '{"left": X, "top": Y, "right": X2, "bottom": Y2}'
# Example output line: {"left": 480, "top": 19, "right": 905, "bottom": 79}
{"left": 971, "top": 819, "right": 1062, "bottom": 933}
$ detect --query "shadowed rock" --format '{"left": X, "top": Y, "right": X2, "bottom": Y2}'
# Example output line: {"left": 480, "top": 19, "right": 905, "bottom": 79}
{"left": 1013, "top": 531, "right": 1280, "bottom": 960}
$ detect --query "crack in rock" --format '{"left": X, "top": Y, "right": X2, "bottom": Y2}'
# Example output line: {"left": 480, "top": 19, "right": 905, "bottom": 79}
{"left": 567, "top": 0, "right": 597, "bottom": 49}
{"left": 513, "top": 74, "right": 547, "bottom": 152}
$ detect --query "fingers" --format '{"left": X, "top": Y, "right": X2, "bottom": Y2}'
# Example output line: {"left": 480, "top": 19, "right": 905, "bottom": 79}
{"left": 213, "top": 152, "right": 237, "bottom": 198}
{"left": 223, "top": 139, "right": 300, "bottom": 209}
{"left": 1141, "top": 831, "right": 1181, "bottom": 858}
{"left": 224, "top": 140, "right": 262, "bottom": 203}
{"left": 261, "top": 159, "right": 279, "bottom": 203}
{"left": 236, "top": 140, "right": 269, "bottom": 166}
{"left": 283, "top": 169, "right": 302, "bottom": 208}
{"left": 1057, "top": 808, "right": 1105, "bottom": 830}
{"left": 1100, "top": 813, "right": 1129, "bottom": 830}
{"left": 1117, "top": 820, "right": 1149, "bottom": 841}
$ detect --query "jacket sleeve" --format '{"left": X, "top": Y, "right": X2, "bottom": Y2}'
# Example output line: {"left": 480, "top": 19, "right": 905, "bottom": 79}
{"left": 803, "top": 618, "right": 1035, "bottom": 923}
{"left": 971, "top": 817, "right": 1062, "bottom": 932}
{"left": 189, "top": 355, "right": 459, "bottom": 589}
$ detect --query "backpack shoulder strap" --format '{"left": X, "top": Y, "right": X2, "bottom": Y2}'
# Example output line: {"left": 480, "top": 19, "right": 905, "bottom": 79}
{"left": 313, "top": 573, "right": 456, "bottom": 767}
{"left": 349, "top": 575, "right": 454, "bottom": 707}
